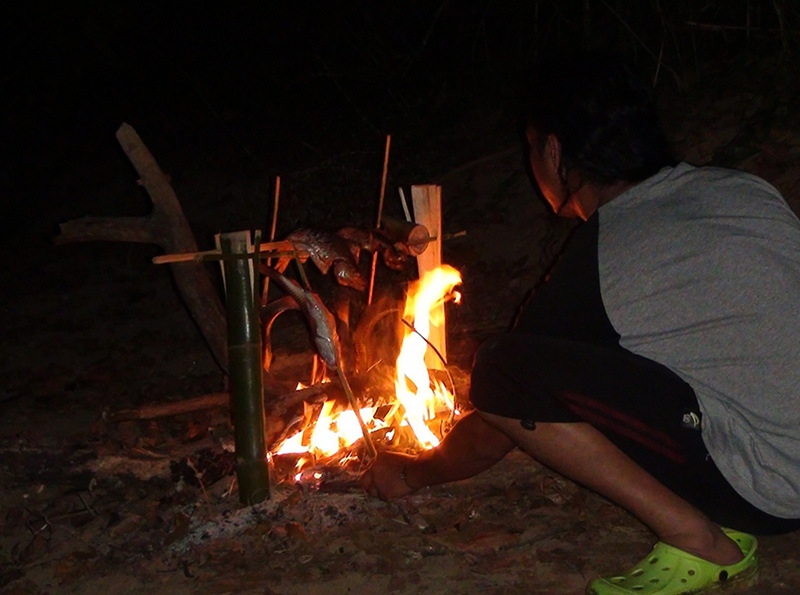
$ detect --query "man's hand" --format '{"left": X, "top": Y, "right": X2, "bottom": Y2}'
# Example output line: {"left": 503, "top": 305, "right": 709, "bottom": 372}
{"left": 360, "top": 411, "right": 516, "bottom": 501}
{"left": 360, "top": 451, "right": 420, "bottom": 501}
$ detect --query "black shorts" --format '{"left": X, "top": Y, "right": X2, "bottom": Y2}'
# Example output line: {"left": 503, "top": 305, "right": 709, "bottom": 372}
{"left": 469, "top": 333, "right": 800, "bottom": 535}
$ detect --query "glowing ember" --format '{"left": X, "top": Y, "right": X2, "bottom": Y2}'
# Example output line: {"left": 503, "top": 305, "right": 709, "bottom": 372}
{"left": 272, "top": 265, "right": 462, "bottom": 464}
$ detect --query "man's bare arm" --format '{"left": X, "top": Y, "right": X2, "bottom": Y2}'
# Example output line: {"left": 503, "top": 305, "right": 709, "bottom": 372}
{"left": 361, "top": 410, "right": 516, "bottom": 500}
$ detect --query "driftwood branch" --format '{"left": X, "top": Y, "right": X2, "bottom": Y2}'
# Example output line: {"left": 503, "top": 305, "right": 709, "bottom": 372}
{"left": 106, "top": 384, "right": 328, "bottom": 450}
{"left": 107, "top": 384, "right": 327, "bottom": 423}
{"left": 55, "top": 123, "right": 228, "bottom": 371}
{"left": 106, "top": 392, "right": 231, "bottom": 421}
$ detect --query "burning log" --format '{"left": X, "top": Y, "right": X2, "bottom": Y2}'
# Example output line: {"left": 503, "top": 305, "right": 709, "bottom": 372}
{"left": 393, "top": 265, "right": 462, "bottom": 448}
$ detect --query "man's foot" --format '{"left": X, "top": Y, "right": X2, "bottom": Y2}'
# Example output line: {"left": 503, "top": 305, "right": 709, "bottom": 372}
{"left": 586, "top": 529, "right": 758, "bottom": 595}
{"left": 661, "top": 525, "right": 744, "bottom": 565}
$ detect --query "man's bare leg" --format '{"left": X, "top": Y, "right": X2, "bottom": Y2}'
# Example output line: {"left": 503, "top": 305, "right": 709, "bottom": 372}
{"left": 479, "top": 411, "right": 744, "bottom": 564}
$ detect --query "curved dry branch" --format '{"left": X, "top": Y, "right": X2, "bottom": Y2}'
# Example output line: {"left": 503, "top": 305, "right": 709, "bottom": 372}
{"left": 56, "top": 123, "right": 228, "bottom": 372}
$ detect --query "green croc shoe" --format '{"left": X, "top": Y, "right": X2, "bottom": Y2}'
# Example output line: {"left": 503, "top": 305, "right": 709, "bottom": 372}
{"left": 586, "top": 529, "right": 758, "bottom": 595}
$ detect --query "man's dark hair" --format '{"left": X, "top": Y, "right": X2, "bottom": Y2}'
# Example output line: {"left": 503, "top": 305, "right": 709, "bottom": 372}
{"left": 525, "top": 51, "right": 674, "bottom": 185}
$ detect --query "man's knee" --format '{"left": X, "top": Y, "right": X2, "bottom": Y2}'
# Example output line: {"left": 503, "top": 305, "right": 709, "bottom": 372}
{"left": 469, "top": 334, "right": 578, "bottom": 424}
{"left": 469, "top": 335, "right": 514, "bottom": 413}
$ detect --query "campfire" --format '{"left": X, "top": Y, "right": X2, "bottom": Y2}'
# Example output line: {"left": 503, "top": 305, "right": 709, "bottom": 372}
{"left": 57, "top": 125, "right": 465, "bottom": 502}
{"left": 272, "top": 265, "right": 463, "bottom": 479}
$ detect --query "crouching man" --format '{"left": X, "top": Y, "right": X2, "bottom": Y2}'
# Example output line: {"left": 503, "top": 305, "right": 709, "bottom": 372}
{"left": 361, "top": 51, "right": 800, "bottom": 595}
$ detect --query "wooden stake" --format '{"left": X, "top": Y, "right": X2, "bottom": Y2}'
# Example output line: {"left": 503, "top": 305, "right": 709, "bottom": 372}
{"left": 367, "top": 134, "right": 392, "bottom": 305}
{"left": 411, "top": 185, "right": 446, "bottom": 370}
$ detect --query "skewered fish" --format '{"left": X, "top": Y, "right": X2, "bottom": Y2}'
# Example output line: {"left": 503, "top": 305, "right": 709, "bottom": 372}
{"left": 275, "top": 229, "right": 367, "bottom": 291}
{"left": 262, "top": 267, "right": 342, "bottom": 368}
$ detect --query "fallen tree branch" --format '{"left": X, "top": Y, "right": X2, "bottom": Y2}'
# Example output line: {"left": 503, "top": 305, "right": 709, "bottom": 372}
{"left": 56, "top": 123, "right": 228, "bottom": 371}
{"left": 106, "top": 392, "right": 231, "bottom": 422}
{"left": 106, "top": 384, "right": 328, "bottom": 423}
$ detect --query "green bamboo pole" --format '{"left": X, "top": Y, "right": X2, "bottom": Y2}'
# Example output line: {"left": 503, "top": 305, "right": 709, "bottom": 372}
{"left": 220, "top": 231, "right": 270, "bottom": 505}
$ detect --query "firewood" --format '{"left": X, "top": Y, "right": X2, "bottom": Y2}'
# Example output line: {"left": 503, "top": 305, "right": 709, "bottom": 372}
{"left": 411, "top": 184, "right": 446, "bottom": 370}
{"left": 106, "top": 392, "right": 231, "bottom": 422}
{"left": 106, "top": 384, "right": 327, "bottom": 423}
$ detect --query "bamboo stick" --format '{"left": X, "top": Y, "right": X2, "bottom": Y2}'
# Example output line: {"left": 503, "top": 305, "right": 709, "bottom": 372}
{"left": 375, "top": 136, "right": 391, "bottom": 229}
{"left": 220, "top": 231, "right": 270, "bottom": 505}
{"left": 381, "top": 216, "right": 430, "bottom": 256}
{"left": 367, "top": 134, "right": 392, "bottom": 305}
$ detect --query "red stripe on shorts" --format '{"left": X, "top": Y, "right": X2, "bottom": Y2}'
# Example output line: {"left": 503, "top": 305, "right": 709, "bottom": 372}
{"left": 560, "top": 391, "right": 687, "bottom": 464}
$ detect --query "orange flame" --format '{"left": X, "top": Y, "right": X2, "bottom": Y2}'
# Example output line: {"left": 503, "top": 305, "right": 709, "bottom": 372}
{"left": 394, "top": 265, "right": 461, "bottom": 448}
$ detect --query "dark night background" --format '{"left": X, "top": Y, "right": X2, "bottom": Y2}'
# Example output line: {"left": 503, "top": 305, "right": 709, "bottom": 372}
{"left": 3, "top": 1, "right": 796, "bottom": 247}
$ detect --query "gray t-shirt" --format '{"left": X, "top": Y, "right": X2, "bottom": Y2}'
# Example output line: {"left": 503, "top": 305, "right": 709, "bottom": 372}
{"left": 598, "top": 162, "right": 800, "bottom": 518}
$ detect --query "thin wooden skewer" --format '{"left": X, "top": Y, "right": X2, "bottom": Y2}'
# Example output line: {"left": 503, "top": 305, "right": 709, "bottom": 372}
{"left": 152, "top": 241, "right": 307, "bottom": 265}
{"left": 367, "top": 134, "right": 392, "bottom": 306}
{"left": 335, "top": 366, "right": 377, "bottom": 459}
{"left": 399, "top": 187, "right": 412, "bottom": 222}
{"left": 375, "top": 136, "right": 391, "bottom": 229}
